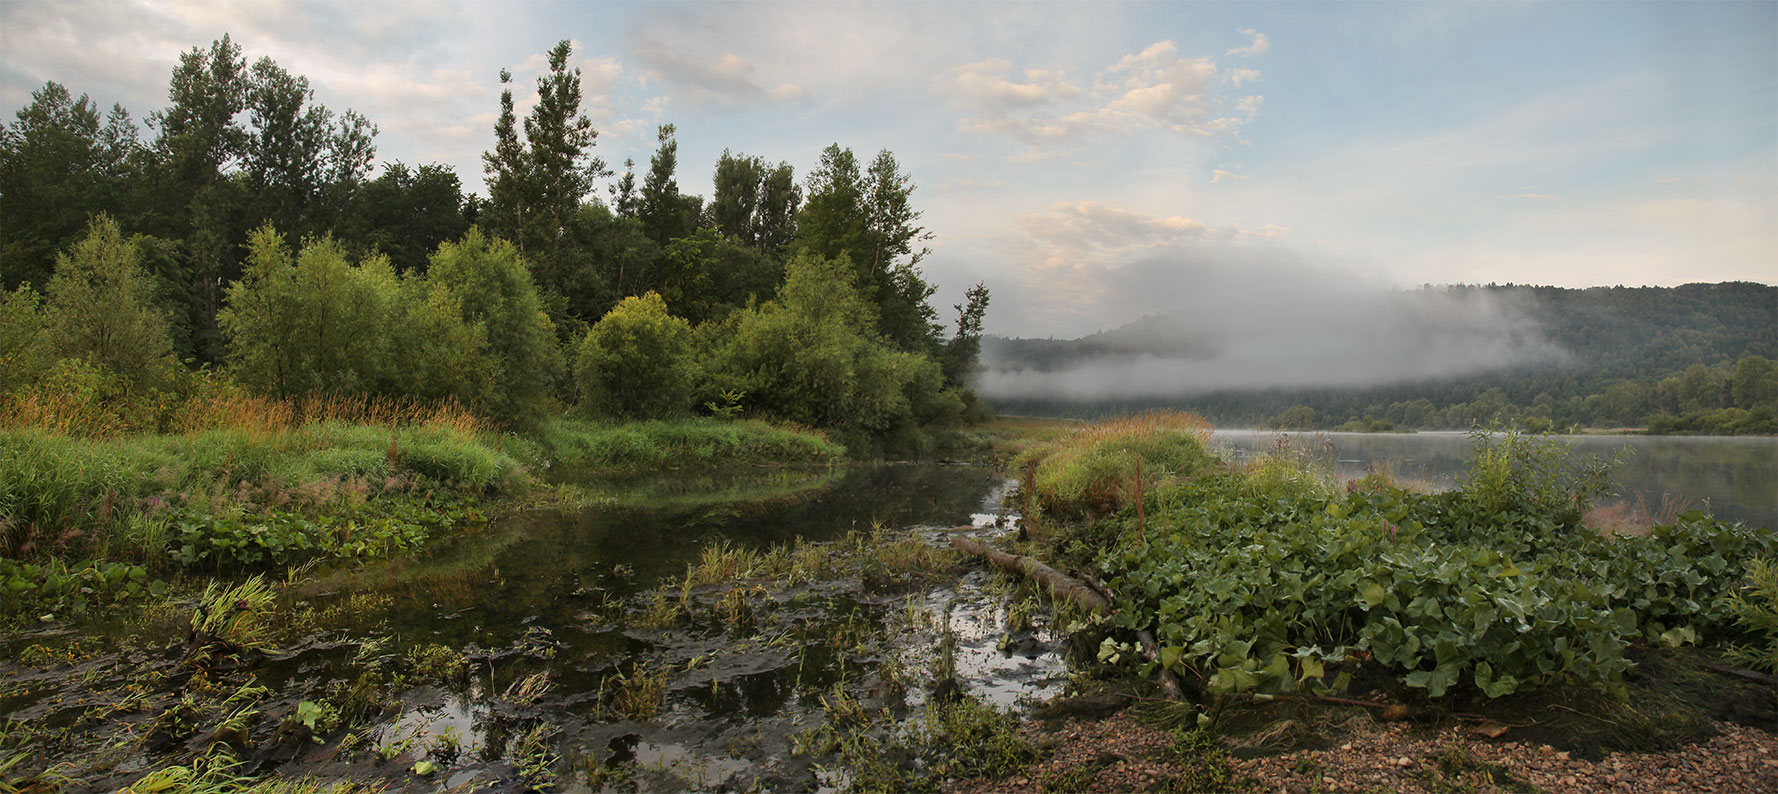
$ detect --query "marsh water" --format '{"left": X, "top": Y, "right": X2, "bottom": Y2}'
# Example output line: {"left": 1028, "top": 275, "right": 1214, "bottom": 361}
{"left": 5, "top": 463, "right": 1069, "bottom": 793}
{"left": 1211, "top": 430, "right": 1778, "bottom": 529}
{"left": 9, "top": 433, "right": 1775, "bottom": 791}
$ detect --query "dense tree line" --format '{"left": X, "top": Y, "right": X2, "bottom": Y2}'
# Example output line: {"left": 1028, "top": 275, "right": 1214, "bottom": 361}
{"left": 0, "top": 37, "right": 991, "bottom": 447}
{"left": 991, "top": 283, "right": 1777, "bottom": 434}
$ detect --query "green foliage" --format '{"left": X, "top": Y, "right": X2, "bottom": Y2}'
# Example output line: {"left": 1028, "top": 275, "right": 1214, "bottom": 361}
{"left": 164, "top": 497, "right": 472, "bottom": 570}
{"left": 220, "top": 226, "right": 402, "bottom": 398}
{"left": 537, "top": 417, "right": 842, "bottom": 469}
{"left": 0, "top": 420, "right": 521, "bottom": 564}
{"left": 796, "top": 144, "right": 940, "bottom": 354}
{"left": 1459, "top": 428, "right": 1624, "bottom": 527}
{"left": 715, "top": 252, "right": 960, "bottom": 437}
{"left": 427, "top": 228, "right": 563, "bottom": 427}
{"left": 1092, "top": 441, "right": 1777, "bottom": 702}
{"left": 0, "top": 558, "right": 159, "bottom": 621}
{"left": 575, "top": 292, "right": 698, "bottom": 419}
{"left": 0, "top": 285, "right": 52, "bottom": 395}
{"left": 1723, "top": 557, "right": 1778, "bottom": 673}
{"left": 1017, "top": 411, "right": 1218, "bottom": 517}
{"left": 221, "top": 229, "right": 494, "bottom": 408}
{"left": 190, "top": 574, "right": 279, "bottom": 652}
{"left": 41, "top": 215, "right": 178, "bottom": 389}
{"left": 1, "top": 81, "right": 137, "bottom": 292}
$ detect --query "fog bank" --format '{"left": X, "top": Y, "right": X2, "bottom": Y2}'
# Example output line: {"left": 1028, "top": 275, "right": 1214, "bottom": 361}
{"left": 979, "top": 284, "right": 1569, "bottom": 402}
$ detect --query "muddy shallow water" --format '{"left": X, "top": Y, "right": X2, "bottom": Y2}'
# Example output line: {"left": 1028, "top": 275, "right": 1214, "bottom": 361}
{"left": 2, "top": 463, "right": 1071, "bottom": 793}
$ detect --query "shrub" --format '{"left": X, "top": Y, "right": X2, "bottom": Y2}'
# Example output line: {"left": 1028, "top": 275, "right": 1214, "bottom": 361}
{"left": 713, "top": 252, "right": 955, "bottom": 437}
{"left": 575, "top": 292, "right": 698, "bottom": 419}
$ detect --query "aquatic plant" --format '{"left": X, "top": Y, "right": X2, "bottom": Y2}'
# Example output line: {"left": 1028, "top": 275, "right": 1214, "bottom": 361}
{"left": 189, "top": 575, "right": 279, "bottom": 655}
{"left": 1093, "top": 440, "right": 1775, "bottom": 701}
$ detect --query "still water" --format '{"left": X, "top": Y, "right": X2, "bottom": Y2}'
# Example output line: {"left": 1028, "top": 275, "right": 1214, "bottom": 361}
{"left": 1211, "top": 430, "right": 1778, "bottom": 529}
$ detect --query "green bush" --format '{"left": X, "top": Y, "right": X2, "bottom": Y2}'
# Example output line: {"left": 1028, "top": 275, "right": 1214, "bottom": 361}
{"left": 575, "top": 292, "right": 699, "bottom": 419}
{"left": 713, "top": 252, "right": 961, "bottom": 438}
{"left": 39, "top": 215, "right": 178, "bottom": 390}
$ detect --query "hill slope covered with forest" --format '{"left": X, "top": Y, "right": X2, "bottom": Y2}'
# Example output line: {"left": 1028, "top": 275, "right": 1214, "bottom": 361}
{"left": 983, "top": 281, "right": 1778, "bottom": 433}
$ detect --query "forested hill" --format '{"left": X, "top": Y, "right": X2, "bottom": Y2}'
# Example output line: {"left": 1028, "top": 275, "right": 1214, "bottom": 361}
{"left": 1491, "top": 282, "right": 1775, "bottom": 377}
{"left": 983, "top": 282, "right": 1778, "bottom": 433}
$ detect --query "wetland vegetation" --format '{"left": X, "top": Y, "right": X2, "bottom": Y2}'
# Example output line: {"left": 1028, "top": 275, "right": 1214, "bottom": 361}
{"left": 2, "top": 28, "right": 1774, "bottom": 794}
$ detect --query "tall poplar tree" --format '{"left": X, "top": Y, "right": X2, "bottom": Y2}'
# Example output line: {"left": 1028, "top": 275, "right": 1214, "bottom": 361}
{"left": 483, "top": 41, "right": 604, "bottom": 279}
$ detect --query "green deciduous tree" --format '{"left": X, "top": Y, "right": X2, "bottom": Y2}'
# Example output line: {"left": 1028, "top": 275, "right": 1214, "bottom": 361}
{"left": 659, "top": 228, "right": 780, "bottom": 326}
{"left": 575, "top": 292, "right": 699, "bottom": 418}
{"left": 427, "top": 229, "right": 564, "bottom": 427}
{"left": 1731, "top": 356, "right": 1778, "bottom": 411}
{"left": 795, "top": 144, "right": 940, "bottom": 353}
{"left": 219, "top": 226, "right": 401, "bottom": 398}
{"left": 41, "top": 216, "right": 178, "bottom": 389}
{"left": 482, "top": 41, "right": 605, "bottom": 300}
{"left": 220, "top": 225, "right": 494, "bottom": 409}
{"left": 715, "top": 252, "right": 959, "bottom": 436}
{"left": 0, "top": 285, "right": 51, "bottom": 394}
{"left": 945, "top": 282, "right": 991, "bottom": 387}
{"left": 346, "top": 161, "right": 470, "bottom": 274}
{"left": 712, "top": 150, "right": 801, "bottom": 254}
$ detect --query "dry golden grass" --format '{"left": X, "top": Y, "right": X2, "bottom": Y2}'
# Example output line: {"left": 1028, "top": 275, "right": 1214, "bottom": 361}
{"left": 0, "top": 388, "right": 133, "bottom": 437}
{"left": 1070, "top": 410, "right": 1214, "bottom": 446}
{"left": 5, "top": 377, "right": 491, "bottom": 440}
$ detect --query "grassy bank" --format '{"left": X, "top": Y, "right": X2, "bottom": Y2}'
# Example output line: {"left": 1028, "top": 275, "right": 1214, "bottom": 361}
{"left": 0, "top": 403, "right": 847, "bottom": 623}
{"left": 536, "top": 417, "right": 843, "bottom": 470}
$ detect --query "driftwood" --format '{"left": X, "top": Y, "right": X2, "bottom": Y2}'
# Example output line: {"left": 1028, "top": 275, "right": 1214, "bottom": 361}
{"left": 949, "top": 537, "right": 1109, "bottom": 616}
{"left": 1704, "top": 662, "right": 1778, "bottom": 687}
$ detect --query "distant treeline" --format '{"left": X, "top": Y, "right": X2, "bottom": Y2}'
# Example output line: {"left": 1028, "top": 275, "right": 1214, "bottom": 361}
{"left": 0, "top": 37, "right": 989, "bottom": 449}
{"left": 990, "top": 282, "right": 1778, "bottom": 434}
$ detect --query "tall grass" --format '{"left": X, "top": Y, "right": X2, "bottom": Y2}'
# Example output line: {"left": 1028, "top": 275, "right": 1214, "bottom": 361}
{"left": 538, "top": 417, "right": 844, "bottom": 469}
{"left": 1, "top": 370, "right": 490, "bottom": 440}
{"left": 1016, "top": 410, "right": 1218, "bottom": 516}
{"left": 0, "top": 419, "right": 526, "bottom": 560}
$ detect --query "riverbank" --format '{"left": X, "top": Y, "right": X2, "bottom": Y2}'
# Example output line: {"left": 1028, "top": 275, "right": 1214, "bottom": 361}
{"left": 0, "top": 414, "right": 844, "bottom": 625}
{"left": 3, "top": 414, "right": 1773, "bottom": 792}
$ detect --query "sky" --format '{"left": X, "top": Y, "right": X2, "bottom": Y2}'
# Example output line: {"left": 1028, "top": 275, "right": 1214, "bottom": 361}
{"left": 3, "top": 0, "right": 1774, "bottom": 341}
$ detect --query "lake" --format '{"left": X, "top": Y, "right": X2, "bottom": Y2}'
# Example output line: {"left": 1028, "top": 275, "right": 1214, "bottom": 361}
{"left": 1210, "top": 430, "right": 1778, "bottom": 529}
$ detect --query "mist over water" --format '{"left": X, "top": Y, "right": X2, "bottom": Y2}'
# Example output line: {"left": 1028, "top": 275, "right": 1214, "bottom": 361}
{"left": 980, "top": 278, "right": 1570, "bottom": 402}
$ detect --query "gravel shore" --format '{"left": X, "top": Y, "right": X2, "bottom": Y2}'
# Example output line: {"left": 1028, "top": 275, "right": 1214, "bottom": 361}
{"left": 950, "top": 711, "right": 1776, "bottom": 793}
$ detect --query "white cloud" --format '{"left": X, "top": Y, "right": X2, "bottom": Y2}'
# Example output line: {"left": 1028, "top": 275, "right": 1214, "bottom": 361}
{"left": 947, "top": 58, "right": 1080, "bottom": 110}
{"left": 1226, "top": 28, "right": 1271, "bottom": 57}
{"left": 946, "top": 39, "right": 1263, "bottom": 160}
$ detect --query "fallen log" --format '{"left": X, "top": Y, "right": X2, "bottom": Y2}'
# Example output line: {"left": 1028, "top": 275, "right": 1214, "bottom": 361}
{"left": 949, "top": 537, "right": 1109, "bottom": 616}
{"left": 1703, "top": 662, "right": 1778, "bottom": 687}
